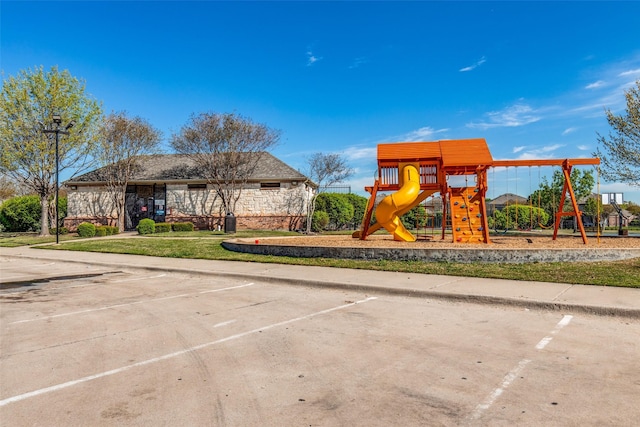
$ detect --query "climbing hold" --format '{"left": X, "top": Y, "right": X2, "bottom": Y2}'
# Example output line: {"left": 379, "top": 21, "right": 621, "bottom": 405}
{"left": 461, "top": 205, "right": 466, "bottom": 209}
{"left": 478, "top": 227, "right": 484, "bottom": 231}
{"left": 468, "top": 195, "right": 473, "bottom": 199}
{"left": 469, "top": 207, "right": 474, "bottom": 211}
{"left": 474, "top": 188, "right": 479, "bottom": 192}
{"left": 462, "top": 217, "right": 467, "bottom": 221}
{"left": 454, "top": 201, "right": 459, "bottom": 205}
{"left": 456, "top": 227, "right": 461, "bottom": 232}
{"left": 476, "top": 213, "right": 482, "bottom": 218}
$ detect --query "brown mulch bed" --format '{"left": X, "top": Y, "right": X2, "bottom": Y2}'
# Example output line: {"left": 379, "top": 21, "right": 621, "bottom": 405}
{"left": 249, "top": 234, "right": 640, "bottom": 249}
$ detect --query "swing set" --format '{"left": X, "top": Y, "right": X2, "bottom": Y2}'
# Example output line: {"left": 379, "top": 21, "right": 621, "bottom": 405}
{"left": 491, "top": 159, "right": 600, "bottom": 243}
{"left": 492, "top": 166, "right": 555, "bottom": 232}
{"left": 355, "top": 138, "right": 600, "bottom": 244}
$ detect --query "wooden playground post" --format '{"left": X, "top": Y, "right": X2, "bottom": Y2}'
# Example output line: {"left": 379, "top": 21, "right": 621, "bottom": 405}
{"left": 552, "top": 161, "right": 588, "bottom": 244}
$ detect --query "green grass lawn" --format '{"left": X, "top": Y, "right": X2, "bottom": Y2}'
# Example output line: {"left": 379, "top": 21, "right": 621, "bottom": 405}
{"left": 14, "top": 230, "right": 638, "bottom": 288}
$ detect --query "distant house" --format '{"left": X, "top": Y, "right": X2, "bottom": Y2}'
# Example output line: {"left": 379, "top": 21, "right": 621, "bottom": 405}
{"left": 64, "top": 153, "right": 314, "bottom": 231}
{"left": 605, "top": 206, "right": 635, "bottom": 227}
{"left": 486, "top": 193, "right": 528, "bottom": 216}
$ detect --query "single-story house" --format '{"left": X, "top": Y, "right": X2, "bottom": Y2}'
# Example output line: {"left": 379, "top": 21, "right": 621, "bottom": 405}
{"left": 486, "top": 193, "right": 528, "bottom": 217}
{"left": 64, "top": 152, "right": 315, "bottom": 231}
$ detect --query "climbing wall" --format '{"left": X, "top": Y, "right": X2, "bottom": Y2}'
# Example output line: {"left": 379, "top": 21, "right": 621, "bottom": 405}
{"left": 449, "top": 187, "right": 487, "bottom": 243}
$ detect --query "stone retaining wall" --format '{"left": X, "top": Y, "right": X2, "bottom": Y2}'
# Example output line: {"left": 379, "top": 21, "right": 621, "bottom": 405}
{"left": 222, "top": 239, "right": 640, "bottom": 264}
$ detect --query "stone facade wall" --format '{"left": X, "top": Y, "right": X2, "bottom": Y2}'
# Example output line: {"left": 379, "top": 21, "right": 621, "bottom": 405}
{"left": 167, "top": 183, "right": 309, "bottom": 217}
{"left": 65, "top": 186, "right": 118, "bottom": 230}
{"left": 65, "top": 182, "right": 311, "bottom": 231}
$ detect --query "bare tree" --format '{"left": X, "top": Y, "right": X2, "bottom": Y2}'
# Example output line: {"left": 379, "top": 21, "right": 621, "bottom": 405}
{"left": 171, "top": 112, "right": 280, "bottom": 214}
{"left": 97, "top": 112, "right": 162, "bottom": 232}
{"left": 305, "top": 152, "right": 353, "bottom": 233}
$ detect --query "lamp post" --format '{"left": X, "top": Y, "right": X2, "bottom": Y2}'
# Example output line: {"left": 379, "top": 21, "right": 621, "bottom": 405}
{"left": 42, "top": 114, "right": 74, "bottom": 244}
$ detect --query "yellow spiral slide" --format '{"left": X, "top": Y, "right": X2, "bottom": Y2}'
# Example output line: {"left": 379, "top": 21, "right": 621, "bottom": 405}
{"left": 374, "top": 164, "right": 422, "bottom": 242}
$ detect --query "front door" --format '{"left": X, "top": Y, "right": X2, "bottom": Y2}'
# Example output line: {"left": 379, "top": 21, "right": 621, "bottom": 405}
{"left": 125, "top": 184, "right": 166, "bottom": 230}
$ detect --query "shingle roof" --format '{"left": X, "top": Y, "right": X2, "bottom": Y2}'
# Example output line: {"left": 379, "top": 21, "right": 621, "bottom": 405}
{"left": 488, "top": 193, "right": 528, "bottom": 205}
{"left": 68, "top": 152, "right": 310, "bottom": 184}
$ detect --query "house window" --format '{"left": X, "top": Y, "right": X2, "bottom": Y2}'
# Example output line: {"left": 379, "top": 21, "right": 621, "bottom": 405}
{"left": 188, "top": 183, "right": 207, "bottom": 190}
{"left": 260, "top": 182, "right": 281, "bottom": 189}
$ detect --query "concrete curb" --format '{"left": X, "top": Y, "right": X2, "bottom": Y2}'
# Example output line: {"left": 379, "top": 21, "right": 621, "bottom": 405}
{"left": 3, "top": 252, "right": 639, "bottom": 320}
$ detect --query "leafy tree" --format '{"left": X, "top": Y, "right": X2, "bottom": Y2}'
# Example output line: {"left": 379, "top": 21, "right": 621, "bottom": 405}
{"left": 624, "top": 202, "right": 640, "bottom": 217}
{"left": 529, "top": 168, "right": 595, "bottom": 226}
{"left": 595, "top": 79, "right": 640, "bottom": 188}
{"left": 0, "top": 174, "right": 19, "bottom": 201}
{"left": 96, "top": 111, "right": 162, "bottom": 232}
{"left": 400, "top": 205, "right": 428, "bottom": 230}
{"left": 343, "top": 193, "right": 368, "bottom": 229}
{"left": 311, "top": 210, "right": 329, "bottom": 232}
{"left": 582, "top": 196, "right": 603, "bottom": 227}
{"left": 0, "top": 66, "right": 103, "bottom": 236}
{"left": 503, "top": 204, "right": 549, "bottom": 230}
{"left": 171, "top": 112, "right": 280, "bottom": 215}
{"left": 304, "top": 153, "right": 353, "bottom": 233}
{"left": 314, "top": 193, "right": 354, "bottom": 230}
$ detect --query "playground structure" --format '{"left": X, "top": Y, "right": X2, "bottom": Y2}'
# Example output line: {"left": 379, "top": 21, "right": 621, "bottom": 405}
{"left": 354, "top": 138, "right": 600, "bottom": 244}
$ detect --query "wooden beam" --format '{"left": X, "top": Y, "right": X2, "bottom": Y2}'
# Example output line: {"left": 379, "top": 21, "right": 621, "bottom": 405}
{"left": 492, "top": 158, "right": 600, "bottom": 168}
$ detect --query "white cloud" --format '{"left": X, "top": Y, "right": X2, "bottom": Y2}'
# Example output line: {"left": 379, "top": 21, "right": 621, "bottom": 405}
{"left": 577, "top": 144, "right": 589, "bottom": 151}
{"left": 306, "top": 50, "right": 322, "bottom": 66}
{"left": 569, "top": 56, "right": 640, "bottom": 116}
{"left": 401, "top": 126, "right": 449, "bottom": 142}
{"left": 618, "top": 68, "right": 640, "bottom": 77}
{"left": 466, "top": 103, "right": 541, "bottom": 130}
{"left": 585, "top": 80, "right": 605, "bottom": 89}
{"left": 509, "top": 144, "right": 564, "bottom": 160}
{"left": 562, "top": 127, "right": 577, "bottom": 135}
{"left": 342, "top": 146, "right": 377, "bottom": 161}
{"left": 512, "top": 146, "right": 526, "bottom": 153}
{"left": 540, "top": 144, "right": 563, "bottom": 152}
{"left": 348, "top": 57, "right": 368, "bottom": 69}
{"left": 459, "top": 56, "right": 487, "bottom": 72}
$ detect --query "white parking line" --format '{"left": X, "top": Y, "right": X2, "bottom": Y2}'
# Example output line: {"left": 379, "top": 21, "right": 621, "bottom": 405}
{"left": 469, "top": 359, "right": 532, "bottom": 421}
{"left": 44, "top": 274, "right": 169, "bottom": 290}
{"left": 199, "top": 282, "right": 255, "bottom": 294}
{"left": 9, "top": 283, "right": 256, "bottom": 325}
{"left": 535, "top": 315, "right": 573, "bottom": 350}
{"left": 0, "top": 296, "right": 378, "bottom": 407}
{"left": 23, "top": 262, "right": 56, "bottom": 268}
{"left": 468, "top": 314, "right": 574, "bottom": 422}
{"left": 112, "top": 274, "right": 167, "bottom": 283}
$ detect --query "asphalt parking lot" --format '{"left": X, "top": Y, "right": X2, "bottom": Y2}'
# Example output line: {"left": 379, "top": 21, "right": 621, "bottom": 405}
{"left": 1, "top": 256, "right": 639, "bottom": 426}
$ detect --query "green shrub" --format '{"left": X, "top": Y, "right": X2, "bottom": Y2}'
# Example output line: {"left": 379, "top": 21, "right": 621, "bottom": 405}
{"left": 95, "top": 226, "right": 107, "bottom": 237}
{"left": 0, "top": 195, "right": 41, "bottom": 232}
{"left": 314, "top": 193, "right": 354, "bottom": 230}
{"left": 311, "top": 210, "right": 329, "bottom": 232}
{"left": 172, "top": 222, "right": 195, "bottom": 232}
{"left": 343, "top": 193, "right": 368, "bottom": 229}
{"left": 105, "top": 226, "right": 119, "bottom": 235}
{"left": 49, "top": 227, "right": 69, "bottom": 235}
{"left": 137, "top": 218, "right": 155, "bottom": 235}
{"left": 154, "top": 222, "right": 171, "bottom": 233}
{"left": 77, "top": 222, "right": 96, "bottom": 238}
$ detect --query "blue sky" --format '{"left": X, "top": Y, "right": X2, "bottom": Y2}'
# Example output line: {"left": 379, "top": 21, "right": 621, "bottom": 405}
{"left": 2, "top": 1, "right": 640, "bottom": 203}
